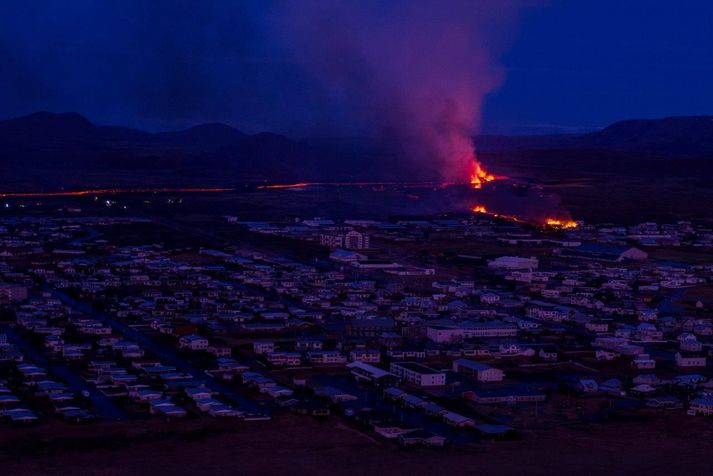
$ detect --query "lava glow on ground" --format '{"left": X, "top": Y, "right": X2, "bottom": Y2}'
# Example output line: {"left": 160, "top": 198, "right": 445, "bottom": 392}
{"left": 471, "top": 204, "right": 578, "bottom": 228}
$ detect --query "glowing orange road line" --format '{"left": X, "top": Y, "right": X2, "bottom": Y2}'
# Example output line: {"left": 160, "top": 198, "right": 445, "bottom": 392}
{"left": 256, "top": 179, "right": 505, "bottom": 190}
{"left": 0, "top": 187, "right": 233, "bottom": 198}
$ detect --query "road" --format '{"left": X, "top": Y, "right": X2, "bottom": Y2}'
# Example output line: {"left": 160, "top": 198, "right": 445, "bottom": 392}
{"left": 0, "top": 323, "right": 128, "bottom": 421}
{"left": 43, "top": 288, "right": 268, "bottom": 416}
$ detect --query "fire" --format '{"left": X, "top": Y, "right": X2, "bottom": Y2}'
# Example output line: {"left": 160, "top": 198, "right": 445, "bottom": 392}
{"left": 469, "top": 161, "right": 496, "bottom": 189}
{"left": 470, "top": 204, "right": 524, "bottom": 224}
{"left": 545, "top": 218, "right": 578, "bottom": 229}
{"left": 472, "top": 205, "right": 579, "bottom": 229}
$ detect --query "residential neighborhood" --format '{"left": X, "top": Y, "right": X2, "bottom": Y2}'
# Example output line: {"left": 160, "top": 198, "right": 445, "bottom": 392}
{"left": 0, "top": 197, "right": 712, "bottom": 451}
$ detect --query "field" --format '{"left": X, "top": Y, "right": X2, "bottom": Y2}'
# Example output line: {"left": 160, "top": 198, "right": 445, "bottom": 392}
{"left": 2, "top": 413, "right": 712, "bottom": 475}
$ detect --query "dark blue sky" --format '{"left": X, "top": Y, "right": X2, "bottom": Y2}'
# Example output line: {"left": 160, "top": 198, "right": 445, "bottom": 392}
{"left": 485, "top": 1, "right": 713, "bottom": 133}
{"left": 1, "top": 0, "right": 712, "bottom": 135}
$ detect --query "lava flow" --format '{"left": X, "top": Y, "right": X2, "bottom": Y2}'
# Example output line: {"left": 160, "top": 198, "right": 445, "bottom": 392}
{"left": 471, "top": 204, "right": 578, "bottom": 229}
{"left": 544, "top": 218, "right": 578, "bottom": 229}
{"left": 470, "top": 204, "right": 524, "bottom": 224}
{"left": 469, "top": 160, "right": 496, "bottom": 189}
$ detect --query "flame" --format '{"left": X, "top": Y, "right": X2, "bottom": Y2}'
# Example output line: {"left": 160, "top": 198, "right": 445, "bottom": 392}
{"left": 470, "top": 204, "right": 524, "bottom": 224}
{"left": 472, "top": 205, "right": 579, "bottom": 229}
{"left": 469, "top": 161, "right": 496, "bottom": 189}
{"left": 544, "top": 218, "right": 578, "bottom": 229}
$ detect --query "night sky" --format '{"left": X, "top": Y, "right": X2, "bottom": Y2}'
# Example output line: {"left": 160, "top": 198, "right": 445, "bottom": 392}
{"left": 1, "top": 0, "right": 712, "bottom": 135}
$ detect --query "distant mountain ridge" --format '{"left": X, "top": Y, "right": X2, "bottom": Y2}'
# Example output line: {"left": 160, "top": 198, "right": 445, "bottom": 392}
{"left": 0, "top": 111, "right": 249, "bottom": 148}
{"left": 478, "top": 115, "right": 713, "bottom": 155}
{"left": 0, "top": 111, "right": 382, "bottom": 189}
{"left": 1, "top": 111, "right": 713, "bottom": 190}
{"left": 581, "top": 116, "right": 713, "bottom": 155}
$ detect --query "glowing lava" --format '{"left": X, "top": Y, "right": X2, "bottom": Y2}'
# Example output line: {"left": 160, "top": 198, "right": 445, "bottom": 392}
{"left": 471, "top": 205, "right": 578, "bottom": 229}
{"left": 470, "top": 204, "right": 524, "bottom": 224}
{"left": 469, "top": 161, "right": 496, "bottom": 189}
{"left": 544, "top": 218, "right": 578, "bottom": 229}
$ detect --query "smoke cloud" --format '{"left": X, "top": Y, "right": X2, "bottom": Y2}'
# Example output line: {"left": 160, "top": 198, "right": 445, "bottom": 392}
{"left": 273, "top": 1, "right": 536, "bottom": 182}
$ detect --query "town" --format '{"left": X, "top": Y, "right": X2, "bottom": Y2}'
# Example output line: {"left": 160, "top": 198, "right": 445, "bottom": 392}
{"left": 1, "top": 191, "right": 712, "bottom": 450}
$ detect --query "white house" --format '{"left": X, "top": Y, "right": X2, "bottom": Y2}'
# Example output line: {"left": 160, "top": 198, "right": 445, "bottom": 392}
{"left": 389, "top": 362, "right": 445, "bottom": 387}
{"left": 452, "top": 359, "right": 504, "bottom": 382}
{"left": 675, "top": 352, "right": 707, "bottom": 368}
{"left": 179, "top": 335, "right": 209, "bottom": 351}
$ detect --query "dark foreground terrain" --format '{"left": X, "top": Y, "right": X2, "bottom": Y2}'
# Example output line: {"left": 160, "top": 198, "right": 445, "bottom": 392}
{"left": 2, "top": 414, "right": 712, "bottom": 476}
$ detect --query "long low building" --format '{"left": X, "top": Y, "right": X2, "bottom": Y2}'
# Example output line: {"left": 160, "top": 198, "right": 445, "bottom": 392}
{"left": 453, "top": 359, "right": 504, "bottom": 382}
{"left": 389, "top": 362, "right": 446, "bottom": 387}
{"left": 463, "top": 386, "right": 546, "bottom": 404}
{"left": 426, "top": 321, "right": 518, "bottom": 343}
{"left": 347, "top": 361, "right": 398, "bottom": 386}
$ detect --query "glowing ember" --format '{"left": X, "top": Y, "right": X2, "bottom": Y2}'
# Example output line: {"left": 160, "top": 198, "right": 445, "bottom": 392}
{"left": 471, "top": 204, "right": 488, "bottom": 214}
{"left": 544, "top": 218, "right": 578, "bottom": 229}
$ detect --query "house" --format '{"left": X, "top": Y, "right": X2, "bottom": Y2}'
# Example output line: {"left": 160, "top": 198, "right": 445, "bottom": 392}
{"left": 347, "top": 361, "right": 398, "bottom": 387}
{"left": 265, "top": 385, "right": 294, "bottom": 398}
{"left": 464, "top": 387, "right": 546, "bottom": 404}
{"left": 253, "top": 341, "right": 275, "bottom": 355}
{"left": 329, "top": 249, "right": 368, "bottom": 263}
{"left": 397, "top": 430, "right": 447, "bottom": 447}
{"left": 389, "top": 362, "right": 446, "bottom": 387}
{"left": 266, "top": 351, "right": 302, "bottom": 366}
{"left": 179, "top": 335, "right": 209, "bottom": 351}
{"left": 312, "top": 385, "right": 357, "bottom": 403}
{"left": 295, "top": 339, "right": 323, "bottom": 351}
{"left": 452, "top": 359, "right": 504, "bottom": 382}
{"left": 307, "top": 350, "right": 347, "bottom": 365}
{"left": 689, "top": 397, "right": 713, "bottom": 416}
{"left": 349, "top": 349, "right": 381, "bottom": 363}
{"left": 538, "top": 347, "right": 558, "bottom": 362}
{"left": 576, "top": 379, "right": 599, "bottom": 393}
{"left": 675, "top": 352, "right": 707, "bottom": 368}
{"left": 205, "top": 344, "right": 231, "bottom": 357}
{"left": 442, "top": 412, "right": 474, "bottom": 427}
{"left": 632, "top": 353, "right": 656, "bottom": 370}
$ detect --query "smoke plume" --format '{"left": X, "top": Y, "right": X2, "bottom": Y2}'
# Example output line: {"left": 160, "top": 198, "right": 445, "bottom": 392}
{"left": 274, "top": 1, "right": 535, "bottom": 182}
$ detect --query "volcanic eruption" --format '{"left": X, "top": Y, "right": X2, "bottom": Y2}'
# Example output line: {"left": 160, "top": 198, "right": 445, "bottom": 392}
{"left": 275, "top": 1, "right": 532, "bottom": 184}
{"left": 269, "top": 1, "right": 577, "bottom": 227}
